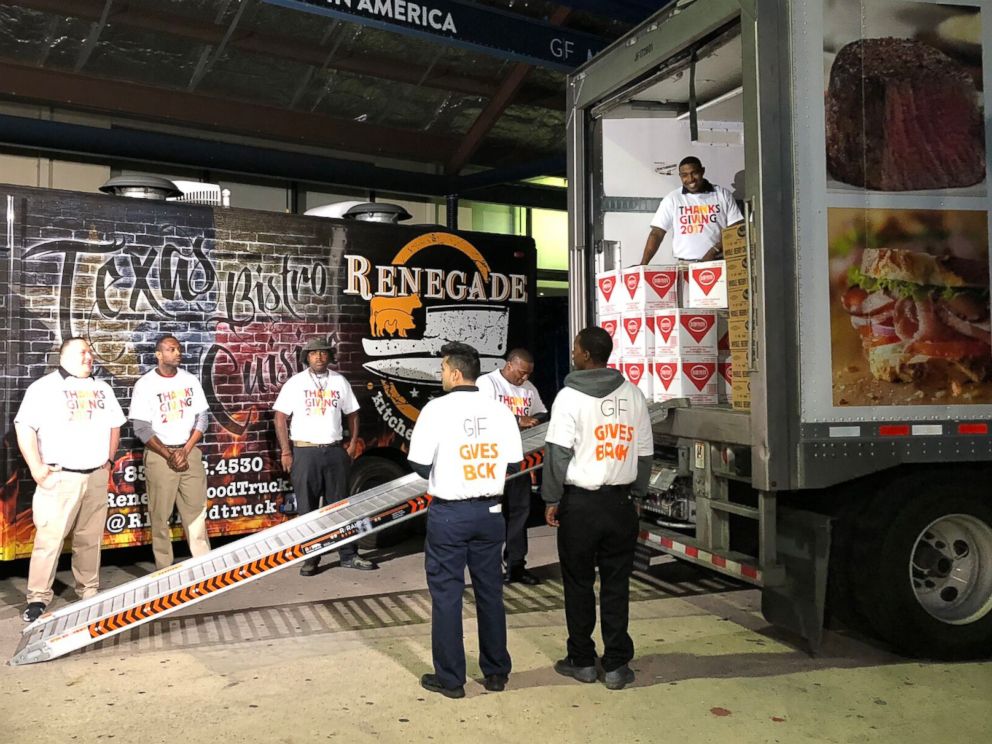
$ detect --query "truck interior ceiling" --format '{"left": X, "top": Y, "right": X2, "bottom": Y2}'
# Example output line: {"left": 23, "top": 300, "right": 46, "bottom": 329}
{"left": 592, "top": 22, "right": 744, "bottom": 272}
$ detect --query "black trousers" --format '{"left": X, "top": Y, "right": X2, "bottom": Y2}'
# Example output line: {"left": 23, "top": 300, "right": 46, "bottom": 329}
{"left": 290, "top": 445, "right": 357, "bottom": 561}
{"left": 425, "top": 498, "right": 511, "bottom": 688}
{"left": 556, "top": 485, "right": 638, "bottom": 672}
{"left": 502, "top": 473, "right": 531, "bottom": 569}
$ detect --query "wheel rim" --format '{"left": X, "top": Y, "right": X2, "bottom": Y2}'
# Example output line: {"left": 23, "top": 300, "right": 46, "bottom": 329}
{"left": 910, "top": 513, "right": 992, "bottom": 625}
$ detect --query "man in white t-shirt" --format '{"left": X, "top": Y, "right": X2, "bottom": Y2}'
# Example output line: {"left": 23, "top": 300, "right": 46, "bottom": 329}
{"left": 476, "top": 348, "right": 547, "bottom": 585}
{"left": 129, "top": 335, "right": 211, "bottom": 570}
{"left": 542, "top": 326, "right": 653, "bottom": 691}
{"left": 14, "top": 337, "right": 125, "bottom": 623}
{"left": 640, "top": 156, "right": 744, "bottom": 264}
{"left": 273, "top": 338, "right": 376, "bottom": 574}
{"left": 408, "top": 342, "right": 523, "bottom": 698}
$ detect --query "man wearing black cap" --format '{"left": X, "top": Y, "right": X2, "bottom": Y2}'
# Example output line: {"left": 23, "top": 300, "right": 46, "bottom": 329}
{"left": 274, "top": 338, "right": 377, "bottom": 573}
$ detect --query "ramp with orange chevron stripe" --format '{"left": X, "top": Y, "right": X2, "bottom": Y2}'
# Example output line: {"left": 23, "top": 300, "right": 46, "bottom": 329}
{"left": 11, "top": 420, "right": 553, "bottom": 666}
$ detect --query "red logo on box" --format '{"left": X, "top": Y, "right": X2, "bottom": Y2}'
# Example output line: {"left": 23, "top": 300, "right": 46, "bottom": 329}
{"left": 624, "top": 317, "right": 642, "bottom": 341}
{"left": 685, "top": 362, "right": 716, "bottom": 391}
{"left": 718, "top": 330, "right": 730, "bottom": 351}
{"left": 656, "top": 361, "right": 677, "bottom": 389}
{"left": 656, "top": 315, "right": 675, "bottom": 341}
{"left": 692, "top": 266, "right": 723, "bottom": 295}
{"left": 647, "top": 271, "right": 674, "bottom": 297}
{"left": 599, "top": 275, "right": 616, "bottom": 300}
{"left": 624, "top": 271, "right": 641, "bottom": 297}
{"left": 625, "top": 363, "right": 644, "bottom": 383}
{"left": 601, "top": 318, "right": 618, "bottom": 338}
{"left": 719, "top": 361, "right": 732, "bottom": 384}
{"left": 682, "top": 314, "right": 715, "bottom": 342}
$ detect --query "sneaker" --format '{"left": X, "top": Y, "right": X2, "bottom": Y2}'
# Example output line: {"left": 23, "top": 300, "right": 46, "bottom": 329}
{"left": 483, "top": 674, "right": 508, "bottom": 692}
{"left": 420, "top": 674, "right": 465, "bottom": 699}
{"left": 554, "top": 657, "right": 597, "bottom": 683}
{"left": 603, "top": 665, "right": 635, "bottom": 690}
{"left": 341, "top": 556, "right": 378, "bottom": 571}
{"left": 299, "top": 558, "right": 319, "bottom": 577}
{"left": 21, "top": 602, "right": 46, "bottom": 623}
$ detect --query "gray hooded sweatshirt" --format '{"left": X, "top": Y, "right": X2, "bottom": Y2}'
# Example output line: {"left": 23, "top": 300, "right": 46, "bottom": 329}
{"left": 541, "top": 367, "right": 653, "bottom": 505}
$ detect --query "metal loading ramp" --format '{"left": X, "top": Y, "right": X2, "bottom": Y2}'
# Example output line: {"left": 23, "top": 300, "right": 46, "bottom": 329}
{"left": 12, "top": 402, "right": 679, "bottom": 666}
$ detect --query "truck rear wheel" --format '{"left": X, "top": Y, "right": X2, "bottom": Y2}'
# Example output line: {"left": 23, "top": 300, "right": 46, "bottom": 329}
{"left": 852, "top": 484, "right": 992, "bottom": 659}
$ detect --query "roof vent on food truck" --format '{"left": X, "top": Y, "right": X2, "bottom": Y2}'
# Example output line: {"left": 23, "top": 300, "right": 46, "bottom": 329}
{"left": 99, "top": 175, "right": 182, "bottom": 200}
{"left": 167, "top": 180, "right": 231, "bottom": 207}
{"left": 305, "top": 200, "right": 412, "bottom": 223}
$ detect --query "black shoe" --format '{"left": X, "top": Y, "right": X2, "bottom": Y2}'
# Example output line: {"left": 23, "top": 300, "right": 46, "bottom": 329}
{"left": 299, "top": 559, "right": 319, "bottom": 577}
{"left": 420, "top": 674, "right": 465, "bottom": 699}
{"left": 554, "top": 657, "right": 597, "bottom": 683}
{"left": 21, "top": 602, "right": 46, "bottom": 623}
{"left": 340, "top": 556, "right": 378, "bottom": 571}
{"left": 483, "top": 674, "right": 508, "bottom": 692}
{"left": 603, "top": 664, "right": 635, "bottom": 690}
{"left": 504, "top": 566, "right": 541, "bottom": 585}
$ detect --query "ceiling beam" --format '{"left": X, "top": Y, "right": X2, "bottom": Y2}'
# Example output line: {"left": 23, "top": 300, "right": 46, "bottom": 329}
{"left": 445, "top": 7, "right": 571, "bottom": 176}
{"left": 0, "top": 60, "right": 458, "bottom": 161}
{"left": 11, "top": 0, "right": 562, "bottom": 109}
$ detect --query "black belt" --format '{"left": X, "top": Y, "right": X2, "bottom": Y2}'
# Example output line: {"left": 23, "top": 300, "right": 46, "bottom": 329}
{"left": 565, "top": 484, "right": 632, "bottom": 496}
{"left": 293, "top": 440, "right": 342, "bottom": 448}
{"left": 431, "top": 496, "right": 500, "bottom": 504}
{"left": 48, "top": 464, "right": 103, "bottom": 475}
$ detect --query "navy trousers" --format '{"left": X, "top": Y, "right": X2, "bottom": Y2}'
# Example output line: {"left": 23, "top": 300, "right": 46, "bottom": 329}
{"left": 290, "top": 445, "right": 357, "bottom": 561}
{"left": 424, "top": 498, "right": 511, "bottom": 688}
{"left": 556, "top": 486, "right": 638, "bottom": 672}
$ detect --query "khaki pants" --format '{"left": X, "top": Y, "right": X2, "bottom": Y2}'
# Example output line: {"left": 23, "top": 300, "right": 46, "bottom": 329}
{"left": 145, "top": 447, "right": 211, "bottom": 570}
{"left": 26, "top": 468, "right": 109, "bottom": 605}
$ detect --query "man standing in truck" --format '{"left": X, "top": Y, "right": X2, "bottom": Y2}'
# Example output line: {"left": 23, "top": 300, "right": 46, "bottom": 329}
{"left": 129, "top": 334, "right": 212, "bottom": 570}
{"left": 15, "top": 337, "right": 126, "bottom": 623}
{"left": 542, "top": 326, "right": 653, "bottom": 690}
{"left": 477, "top": 348, "right": 547, "bottom": 585}
{"left": 640, "top": 155, "right": 743, "bottom": 264}
{"left": 274, "top": 338, "right": 377, "bottom": 574}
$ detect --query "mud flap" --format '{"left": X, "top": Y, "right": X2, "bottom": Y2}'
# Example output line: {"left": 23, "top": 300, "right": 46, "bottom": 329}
{"left": 760, "top": 507, "right": 831, "bottom": 655}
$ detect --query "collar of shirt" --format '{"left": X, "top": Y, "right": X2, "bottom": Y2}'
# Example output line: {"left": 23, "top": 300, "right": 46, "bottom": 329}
{"left": 449, "top": 385, "right": 478, "bottom": 393}
{"left": 57, "top": 365, "right": 83, "bottom": 379}
{"left": 682, "top": 179, "right": 715, "bottom": 195}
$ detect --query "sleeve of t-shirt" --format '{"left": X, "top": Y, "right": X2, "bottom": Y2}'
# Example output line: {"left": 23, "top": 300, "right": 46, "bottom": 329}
{"left": 127, "top": 378, "right": 150, "bottom": 421}
{"left": 272, "top": 378, "right": 294, "bottom": 415}
{"left": 103, "top": 384, "right": 127, "bottom": 427}
{"left": 190, "top": 377, "right": 209, "bottom": 415}
{"left": 526, "top": 382, "right": 547, "bottom": 416}
{"left": 721, "top": 188, "right": 744, "bottom": 226}
{"left": 544, "top": 390, "right": 577, "bottom": 449}
{"left": 650, "top": 193, "right": 675, "bottom": 232}
{"left": 340, "top": 380, "right": 360, "bottom": 415}
{"left": 407, "top": 402, "right": 437, "bottom": 467}
{"left": 635, "top": 390, "right": 654, "bottom": 457}
{"left": 476, "top": 374, "right": 497, "bottom": 401}
{"left": 502, "top": 408, "right": 524, "bottom": 462}
{"left": 13, "top": 380, "right": 43, "bottom": 429}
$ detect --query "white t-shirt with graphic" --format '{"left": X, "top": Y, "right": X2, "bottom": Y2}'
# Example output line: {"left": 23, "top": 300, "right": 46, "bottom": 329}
{"left": 408, "top": 389, "right": 523, "bottom": 500}
{"left": 272, "top": 370, "right": 360, "bottom": 443}
{"left": 476, "top": 369, "right": 547, "bottom": 418}
{"left": 650, "top": 184, "right": 743, "bottom": 260}
{"left": 545, "top": 380, "right": 653, "bottom": 490}
{"left": 15, "top": 371, "right": 127, "bottom": 470}
{"left": 129, "top": 368, "right": 209, "bottom": 446}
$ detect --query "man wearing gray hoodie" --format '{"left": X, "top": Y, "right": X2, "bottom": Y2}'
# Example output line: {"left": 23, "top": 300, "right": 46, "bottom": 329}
{"left": 542, "top": 326, "right": 653, "bottom": 691}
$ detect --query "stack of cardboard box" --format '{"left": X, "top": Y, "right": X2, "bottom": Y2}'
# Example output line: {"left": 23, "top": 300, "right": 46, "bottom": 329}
{"left": 722, "top": 224, "right": 752, "bottom": 411}
{"left": 596, "top": 252, "right": 742, "bottom": 407}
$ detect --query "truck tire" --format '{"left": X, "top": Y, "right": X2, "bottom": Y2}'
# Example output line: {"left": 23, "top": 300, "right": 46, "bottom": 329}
{"left": 349, "top": 456, "right": 416, "bottom": 549}
{"left": 852, "top": 481, "right": 992, "bottom": 659}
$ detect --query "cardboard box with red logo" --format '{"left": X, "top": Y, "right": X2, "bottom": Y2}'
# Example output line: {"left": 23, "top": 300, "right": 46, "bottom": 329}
{"left": 717, "top": 311, "right": 730, "bottom": 354}
{"left": 717, "top": 353, "right": 732, "bottom": 404}
{"left": 685, "top": 260, "right": 728, "bottom": 309}
{"left": 654, "top": 309, "right": 718, "bottom": 358}
{"left": 620, "top": 266, "right": 678, "bottom": 313}
{"left": 652, "top": 357, "right": 718, "bottom": 405}
{"left": 619, "top": 314, "right": 655, "bottom": 358}
{"left": 598, "top": 314, "right": 622, "bottom": 362}
{"left": 595, "top": 270, "right": 621, "bottom": 317}
{"left": 622, "top": 359, "right": 653, "bottom": 400}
